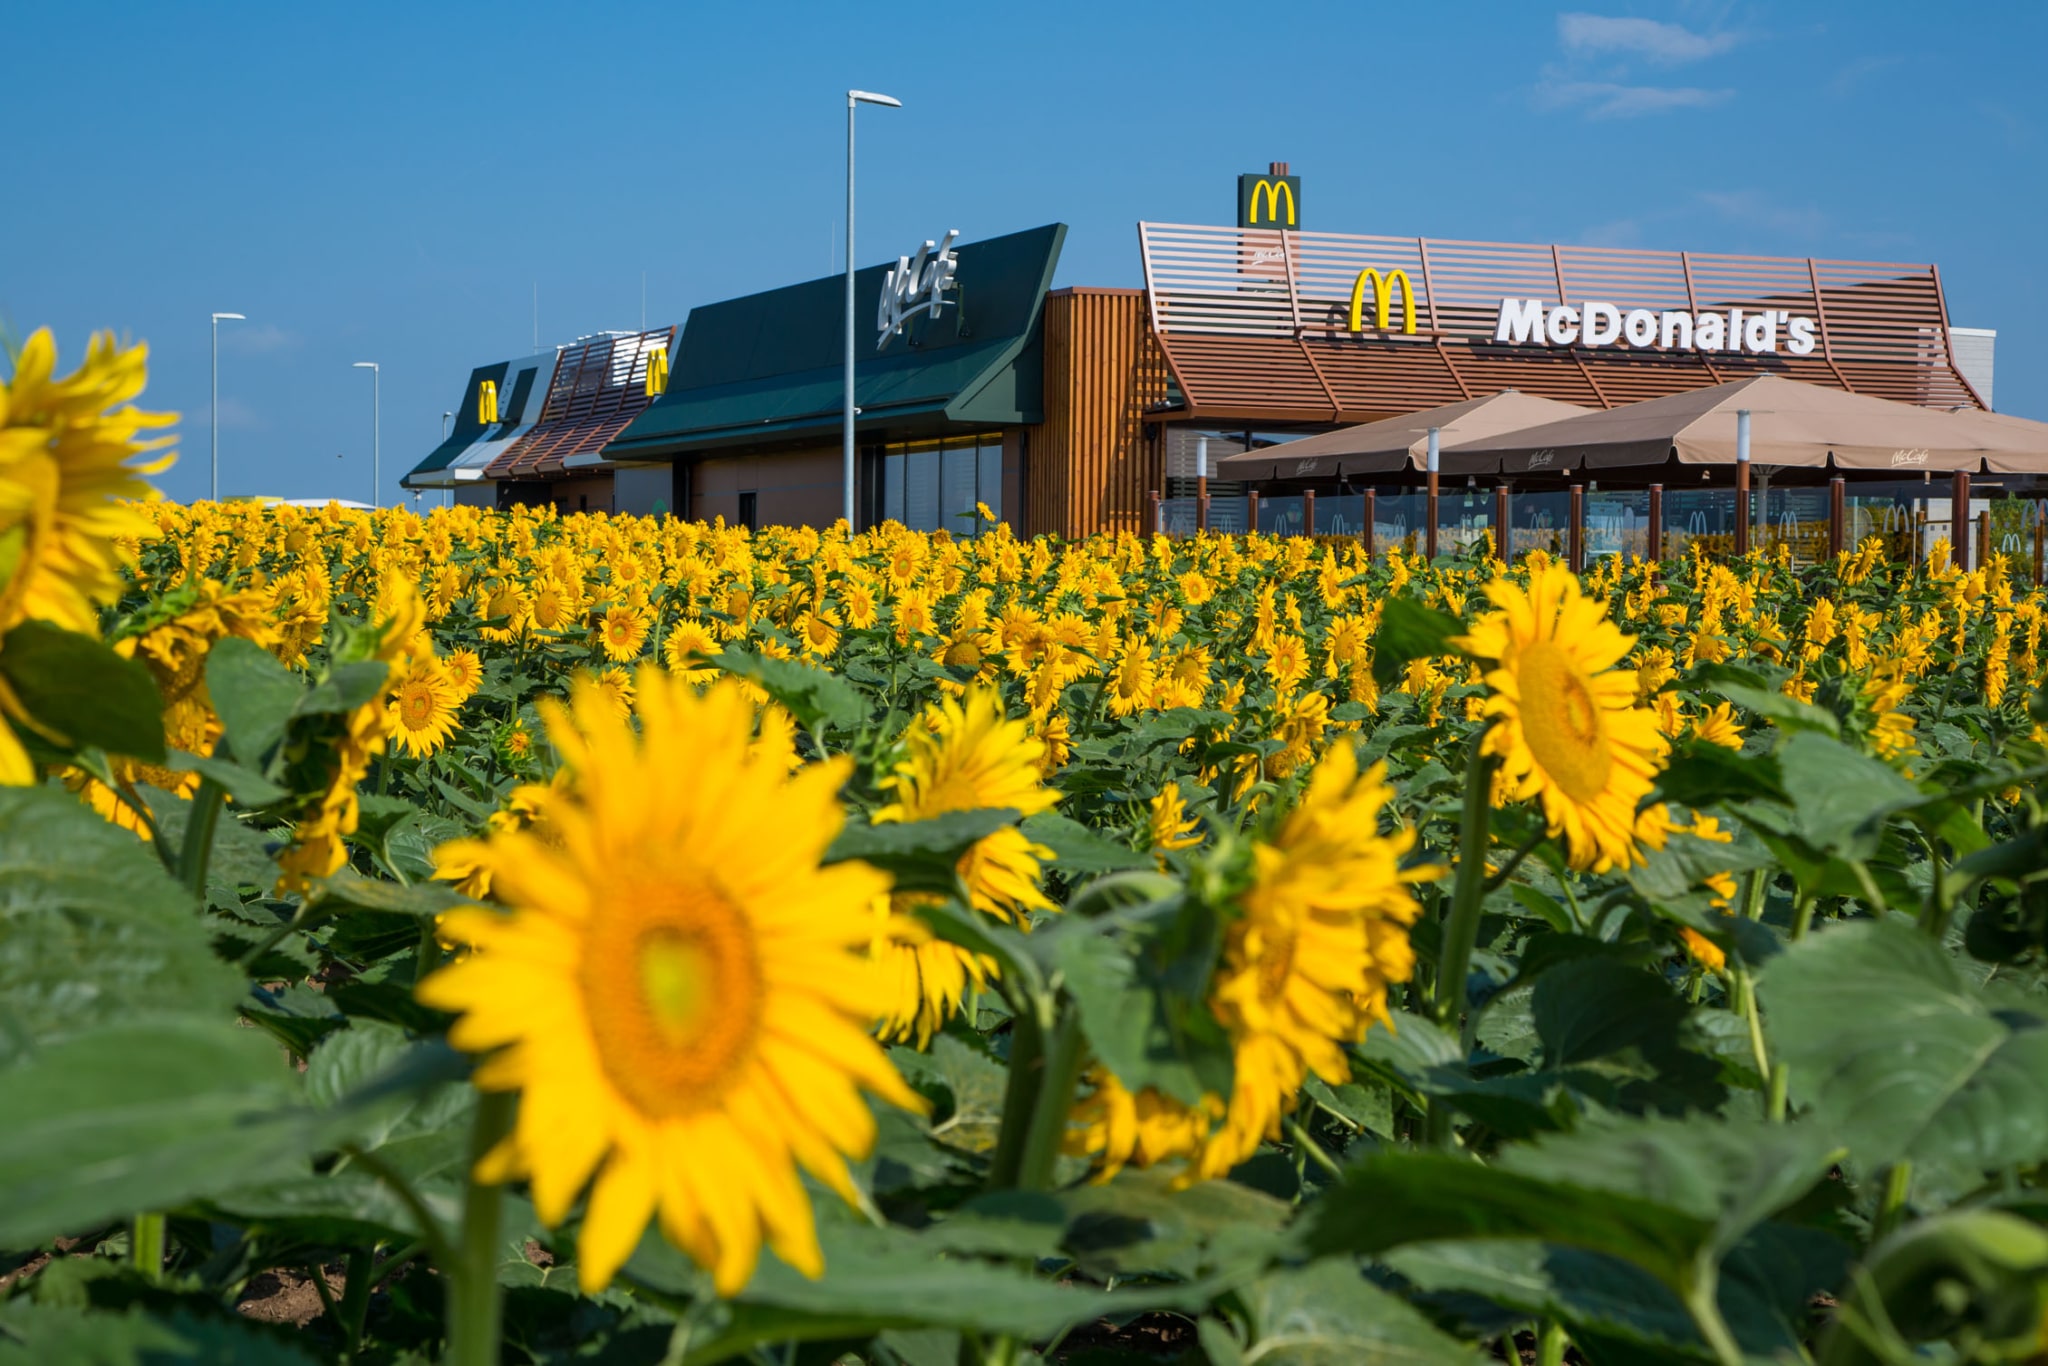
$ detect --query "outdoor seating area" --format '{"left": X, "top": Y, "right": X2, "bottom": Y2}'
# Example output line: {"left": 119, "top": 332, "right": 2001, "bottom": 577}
{"left": 1163, "top": 375, "right": 2048, "bottom": 573}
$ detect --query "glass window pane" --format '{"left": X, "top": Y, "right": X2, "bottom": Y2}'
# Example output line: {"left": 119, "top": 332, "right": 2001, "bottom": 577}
{"left": 941, "top": 444, "right": 977, "bottom": 535}
{"left": 977, "top": 442, "right": 1002, "bottom": 525}
{"left": 884, "top": 452, "right": 905, "bottom": 525}
{"left": 905, "top": 448, "right": 940, "bottom": 532}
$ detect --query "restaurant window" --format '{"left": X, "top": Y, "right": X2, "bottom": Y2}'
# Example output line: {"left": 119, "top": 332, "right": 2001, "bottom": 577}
{"left": 878, "top": 433, "right": 1004, "bottom": 534}
{"left": 737, "top": 490, "right": 758, "bottom": 532}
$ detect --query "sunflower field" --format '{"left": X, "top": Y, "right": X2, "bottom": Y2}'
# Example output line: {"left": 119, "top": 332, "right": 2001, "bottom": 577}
{"left": 7, "top": 331, "right": 2048, "bottom": 1366}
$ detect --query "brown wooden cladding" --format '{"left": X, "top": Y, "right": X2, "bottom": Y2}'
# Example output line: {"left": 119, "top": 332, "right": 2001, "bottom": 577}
{"left": 1138, "top": 224, "right": 1984, "bottom": 423}
{"left": 1025, "top": 290, "right": 1170, "bottom": 537}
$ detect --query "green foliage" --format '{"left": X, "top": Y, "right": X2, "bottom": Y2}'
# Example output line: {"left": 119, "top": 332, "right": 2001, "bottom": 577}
{"left": 0, "top": 620, "right": 164, "bottom": 762}
{"left": 12, "top": 517, "right": 2048, "bottom": 1366}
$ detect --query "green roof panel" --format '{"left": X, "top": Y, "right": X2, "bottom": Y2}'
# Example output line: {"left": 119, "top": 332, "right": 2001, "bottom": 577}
{"left": 606, "top": 224, "right": 1064, "bottom": 458}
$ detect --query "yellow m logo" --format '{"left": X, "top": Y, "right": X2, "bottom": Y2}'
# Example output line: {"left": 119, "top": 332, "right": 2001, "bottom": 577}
{"left": 1348, "top": 268, "right": 1417, "bottom": 335}
{"left": 645, "top": 346, "right": 670, "bottom": 397}
{"left": 1247, "top": 178, "right": 1296, "bottom": 227}
{"left": 477, "top": 379, "right": 499, "bottom": 424}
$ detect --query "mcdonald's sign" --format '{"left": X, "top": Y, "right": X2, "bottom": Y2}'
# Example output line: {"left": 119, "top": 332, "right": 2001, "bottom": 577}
{"left": 1237, "top": 173, "right": 1300, "bottom": 230}
{"left": 645, "top": 345, "right": 669, "bottom": 397}
{"left": 1348, "top": 268, "right": 1417, "bottom": 335}
{"left": 477, "top": 379, "right": 499, "bottom": 424}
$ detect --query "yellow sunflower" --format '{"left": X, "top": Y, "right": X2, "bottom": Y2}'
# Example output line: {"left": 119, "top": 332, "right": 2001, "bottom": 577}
{"left": 0, "top": 329, "right": 175, "bottom": 639}
{"left": 1146, "top": 782, "right": 1203, "bottom": 860}
{"left": 875, "top": 689, "right": 1059, "bottom": 922}
{"left": 1456, "top": 562, "right": 1669, "bottom": 872}
{"left": 868, "top": 690, "right": 1060, "bottom": 1043}
{"left": 276, "top": 583, "right": 424, "bottom": 893}
{"left": 1104, "top": 637, "right": 1155, "bottom": 718}
{"left": 1071, "top": 743, "right": 1434, "bottom": 1185}
{"left": 388, "top": 661, "right": 461, "bottom": 758}
{"left": 418, "top": 672, "right": 923, "bottom": 1296}
{"left": 443, "top": 647, "right": 485, "bottom": 701}
{"left": 663, "top": 618, "right": 720, "bottom": 680}
{"left": 598, "top": 604, "right": 651, "bottom": 661}
{"left": 525, "top": 578, "right": 580, "bottom": 633}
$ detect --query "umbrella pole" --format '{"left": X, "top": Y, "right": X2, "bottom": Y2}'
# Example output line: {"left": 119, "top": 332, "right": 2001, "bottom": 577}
{"left": 1952, "top": 470, "right": 1971, "bottom": 572}
{"left": 1425, "top": 427, "right": 1441, "bottom": 560}
{"left": 1735, "top": 409, "right": 1752, "bottom": 558}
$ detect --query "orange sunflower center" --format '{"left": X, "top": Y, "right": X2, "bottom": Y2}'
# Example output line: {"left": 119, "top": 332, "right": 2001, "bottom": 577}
{"left": 400, "top": 683, "right": 436, "bottom": 728}
{"left": 1253, "top": 924, "right": 1299, "bottom": 1005}
{"left": 1516, "top": 639, "right": 1613, "bottom": 803}
{"left": 578, "top": 880, "right": 763, "bottom": 1120}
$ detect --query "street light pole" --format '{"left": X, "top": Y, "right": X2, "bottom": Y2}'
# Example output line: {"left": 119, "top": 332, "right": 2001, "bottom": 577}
{"left": 210, "top": 312, "right": 245, "bottom": 501}
{"left": 353, "top": 362, "right": 380, "bottom": 509}
{"left": 845, "top": 89, "right": 902, "bottom": 532}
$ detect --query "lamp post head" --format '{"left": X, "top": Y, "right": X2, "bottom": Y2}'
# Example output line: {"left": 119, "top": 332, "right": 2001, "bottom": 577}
{"left": 212, "top": 312, "right": 246, "bottom": 322}
{"left": 849, "top": 90, "right": 902, "bottom": 108}
{"left": 352, "top": 362, "right": 378, "bottom": 372}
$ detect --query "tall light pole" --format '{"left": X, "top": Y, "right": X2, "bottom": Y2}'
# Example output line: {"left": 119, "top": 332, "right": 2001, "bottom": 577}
{"left": 352, "top": 362, "right": 380, "bottom": 509}
{"left": 210, "top": 312, "right": 245, "bottom": 501}
{"left": 845, "top": 89, "right": 901, "bottom": 531}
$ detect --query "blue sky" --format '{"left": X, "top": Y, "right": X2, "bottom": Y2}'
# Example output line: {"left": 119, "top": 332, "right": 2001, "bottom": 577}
{"left": 4, "top": 1, "right": 2042, "bottom": 504}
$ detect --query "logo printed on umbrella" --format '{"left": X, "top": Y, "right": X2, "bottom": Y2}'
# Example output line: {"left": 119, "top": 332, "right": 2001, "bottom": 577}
{"left": 1528, "top": 449, "right": 1558, "bottom": 468}
{"left": 1890, "top": 449, "right": 1930, "bottom": 467}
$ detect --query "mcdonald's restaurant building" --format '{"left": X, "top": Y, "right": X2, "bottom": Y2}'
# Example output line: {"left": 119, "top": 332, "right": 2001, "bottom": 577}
{"left": 403, "top": 167, "right": 2004, "bottom": 540}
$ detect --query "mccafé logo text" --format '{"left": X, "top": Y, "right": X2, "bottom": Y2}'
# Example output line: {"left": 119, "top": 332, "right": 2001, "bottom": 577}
{"left": 1891, "top": 449, "right": 1930, "bottom": 467}
{"left": 1493, "top": 298, "right": 1818, "bottom": 356}
{"left": 878, "top": 230, "right": 961, "bottom": 351}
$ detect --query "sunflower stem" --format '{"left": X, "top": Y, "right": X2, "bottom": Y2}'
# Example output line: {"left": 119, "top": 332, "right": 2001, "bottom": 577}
{"left": 1015, "top": 1009, "right": 1085, "bottom": 1192}
{"left": 337, "top": 1246, "right": 377, "bottom": 1361}
{"left": 1435, "top": 722, "right": 1499, "bottom": 1042}
{"left": 131, "top": 1211, "right": 166, "bottom": 1280}
{"left": 177, "top": 776, "right": 227, "bottom": 902}
{"left": 985, "top": 998, "right": 1044, "bottom": 1191}
{"left": 446, "top": 1090, "right": 516, "bottom": 1366}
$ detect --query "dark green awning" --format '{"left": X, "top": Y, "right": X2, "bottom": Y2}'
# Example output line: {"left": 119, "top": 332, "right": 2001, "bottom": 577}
{"left": 605, "top": 224, "right": 1064, "bottom": 459}
{"left": 402, "top": 362, "right": 508, "bottom": 486}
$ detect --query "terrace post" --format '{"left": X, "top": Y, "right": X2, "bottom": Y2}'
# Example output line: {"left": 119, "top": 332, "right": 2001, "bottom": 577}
{"left": 1569, "top": 482, "right": 1585, "bottom": 574}
{"left": 1978, "top": 501, "right": 1992, "bottom": 571}
{"left": 1647, "top": 484, "right": 1663, "bottom": 564}
{"left": 1302, "top": 488, "right": 1315, "bottom": 537}
{"left": 1424, "top": 427, "right": 1441, "bottom": 559}
{"left": 1362, "top": 489, "right": 1376, "bottom": 560}
{"left": 1494, "top": 484, "right": 1511, "bottom": 562}
{"left": 1197, "top": 436, "right": 1209, "bottom": 533}
{"left": 1735, "top": 409, "right": 1752, "bottom": 558}
{"left": 1952, "top": 470, "right": 1971, "bottom": 571}
{"left": 2036, "top": 501, "right": 2045, "bottom": 586}
{"left": 1149, "top": 488, "right": 1162, "bottom": 535}
{"left": 1247, "top": 489, "right": 1261, "bottom": 537}
{"left": 1829, "top": 478, "right": 1846, "bottom": 559}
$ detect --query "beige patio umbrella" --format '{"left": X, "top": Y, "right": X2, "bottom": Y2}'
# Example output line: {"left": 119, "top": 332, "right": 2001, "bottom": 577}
{"left": 1949, "top": 408, "right": 2048, "bottom": 476}
{"left": 1210, "top": 390, "right": 1595, "bottom": 482}
{"left": 1453, "top": 374, "right": 1997, "bottom": 475}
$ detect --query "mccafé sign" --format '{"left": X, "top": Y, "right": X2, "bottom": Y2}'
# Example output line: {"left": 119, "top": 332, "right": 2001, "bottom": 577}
{"left": 1492, "top": 297, "right": 1819, "bottom": 356}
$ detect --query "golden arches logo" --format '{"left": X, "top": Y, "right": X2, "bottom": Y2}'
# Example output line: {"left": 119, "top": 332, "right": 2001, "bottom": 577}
{"left": 645, "top": 346, "right": 670, "bottom": 397}
{"left": 1348, "top": 268, "right": 1417, "bottom": 335}
{"left": 1246, "top": 178, "right": 1296, "bottom": 227}
{"left": 477, "top": 379, "right": 499, "bottom": 424}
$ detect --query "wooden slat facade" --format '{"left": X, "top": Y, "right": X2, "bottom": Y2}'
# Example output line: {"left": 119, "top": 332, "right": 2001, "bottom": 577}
{"left": 1138, "top": 223, "right": 1985, "bottom": 423}
{"left": 1025, "top": 289, "right": 1169, "bottom": 537}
